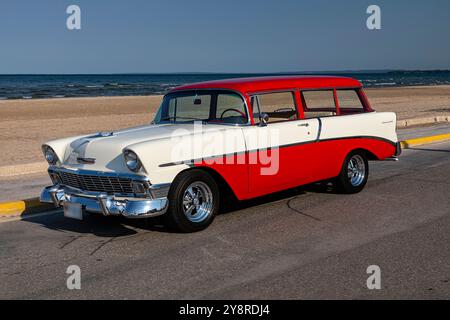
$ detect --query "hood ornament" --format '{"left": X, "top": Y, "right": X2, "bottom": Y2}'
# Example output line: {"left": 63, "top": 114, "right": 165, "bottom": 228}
{"left": 77, "top": 157, "right": 96, "bottom": 164}
{"left": 96, "top": 132, "right": 114, "bottom": 137}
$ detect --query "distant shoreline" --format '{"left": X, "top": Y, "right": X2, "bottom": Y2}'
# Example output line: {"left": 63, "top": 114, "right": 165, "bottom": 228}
{"left": 1, "top": 71, "right": 450, "bottom": 100}
{"left": 0, "top": 83, "right": 449, "bottom": 101}
{"left": 0, "top": 84, "right": 450, "bottom": 104}
{"left": 1, "top": 69, "right": 449, "bottom": 76}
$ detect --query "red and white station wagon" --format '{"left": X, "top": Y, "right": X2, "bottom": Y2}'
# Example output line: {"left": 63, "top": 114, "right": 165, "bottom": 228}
{"left": 40, "top": 76, "right": 401, "bottom": 232}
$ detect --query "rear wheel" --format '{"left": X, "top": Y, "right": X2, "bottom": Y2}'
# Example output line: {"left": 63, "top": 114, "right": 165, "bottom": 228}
{"left": 165, "top": 169, "right": 219, "bottom": 233}
{"left": 335, "top": 150, "right": 369, "bottom": 194}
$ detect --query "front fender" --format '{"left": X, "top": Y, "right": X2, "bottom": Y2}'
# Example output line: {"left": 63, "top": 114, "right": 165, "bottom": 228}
{"left": 125, "top": 137, "right": 193, "bottom": 185}
{"left": 125, "top": 127, "right": 246, "bottom": 185}
{"left": 43, "top": 134, "right": 91, "bottom": 164}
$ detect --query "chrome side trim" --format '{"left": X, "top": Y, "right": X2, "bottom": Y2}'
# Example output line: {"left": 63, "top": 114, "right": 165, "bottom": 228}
{"left": 316, "top": 117, "right": 322, "bottom": 141}
{"left": 158, "top": 135, "right": 397, "bottom": 168}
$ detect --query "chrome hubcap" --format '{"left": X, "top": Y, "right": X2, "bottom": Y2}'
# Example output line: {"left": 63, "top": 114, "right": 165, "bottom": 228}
{"left": 347, "top": 155, "right": 366, "bottom": 186}
{"left": 182, "top": 181, "right": 213, "bottom": 223}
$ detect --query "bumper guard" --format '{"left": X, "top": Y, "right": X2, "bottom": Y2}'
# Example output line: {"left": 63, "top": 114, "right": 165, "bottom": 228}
{"left": 40, "top": 185, "right": 169, "bottom": 219}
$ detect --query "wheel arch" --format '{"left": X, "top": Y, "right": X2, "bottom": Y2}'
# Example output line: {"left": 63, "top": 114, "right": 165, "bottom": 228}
{"left": 171, "top": 166, "right": 239, "bottom": 202}
{"left": 357, "top": 148, "right": 379, "bottom": 161}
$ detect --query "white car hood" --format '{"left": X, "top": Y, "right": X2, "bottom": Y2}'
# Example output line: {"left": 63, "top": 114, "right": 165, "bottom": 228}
{"left": 62, "top": 123, "right": 239, "bottom": 172}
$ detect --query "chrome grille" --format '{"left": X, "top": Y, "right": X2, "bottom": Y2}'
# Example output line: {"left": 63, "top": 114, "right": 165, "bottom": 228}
{"left": 56, "top": 171, "right": 134, "bottom": 194}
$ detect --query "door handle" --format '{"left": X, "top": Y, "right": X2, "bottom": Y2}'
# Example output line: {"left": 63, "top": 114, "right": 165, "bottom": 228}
{"left": 298, "top": 123, "right": 309, "bottom": 127}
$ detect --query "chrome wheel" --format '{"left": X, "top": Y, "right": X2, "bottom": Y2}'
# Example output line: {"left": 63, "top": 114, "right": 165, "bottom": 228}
{"left": 182, "top": 181, "right": 214, "bottom": 223}
{"left": 347, "top": 155, "right": 366, "bottom": 186}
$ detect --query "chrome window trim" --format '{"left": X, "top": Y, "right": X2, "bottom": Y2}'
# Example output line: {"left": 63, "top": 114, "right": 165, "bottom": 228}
{"left": 247, "top": 88, "right": 301, "bottom": 96}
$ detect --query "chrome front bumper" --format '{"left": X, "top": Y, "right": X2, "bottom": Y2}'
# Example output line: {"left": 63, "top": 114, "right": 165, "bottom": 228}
{"left": 40, "top": 185, "right": 169, "bottom": 219}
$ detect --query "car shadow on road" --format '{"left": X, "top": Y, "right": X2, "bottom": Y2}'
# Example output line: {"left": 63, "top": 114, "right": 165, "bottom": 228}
{"left": 22, "top": 181, "right": 335, "bottom": 237}
{"left": 22, "top": 212, "right": 145, "bottom": 237}
{"left": 219, "top": 181, "right": 336, "bottom": 215}
{"left": 408, "top": 147, "right": 450, "bottom": 153}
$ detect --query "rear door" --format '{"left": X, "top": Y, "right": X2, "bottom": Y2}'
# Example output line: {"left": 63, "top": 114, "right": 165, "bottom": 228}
{"left": 300, "top": 89, "right": 340, "bottom": 180}
{"left": 242, "top": 91, "right": 319, "bottom": 198}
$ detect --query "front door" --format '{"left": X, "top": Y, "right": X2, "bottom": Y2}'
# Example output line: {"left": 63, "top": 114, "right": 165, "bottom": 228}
{"left": 242, "top": 92, "right": 319, "bottom": 198}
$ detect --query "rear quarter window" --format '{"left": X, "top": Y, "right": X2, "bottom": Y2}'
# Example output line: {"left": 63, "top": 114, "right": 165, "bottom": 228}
{"left": 301, "top": 90, "right": 336, "bottom": 118}
{"left": 336, "top": 89, "right": 365, "bottom": 114}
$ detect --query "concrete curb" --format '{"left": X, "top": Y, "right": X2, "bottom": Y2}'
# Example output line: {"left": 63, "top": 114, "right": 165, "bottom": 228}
{"left": 1, "top": 131, "right": 450, "bottom": 219}
{"left": 397, "top": 115, "right": 450, "bottom": 128}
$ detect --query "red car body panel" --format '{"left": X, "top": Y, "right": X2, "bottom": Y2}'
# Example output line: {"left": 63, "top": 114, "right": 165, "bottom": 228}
{"left": 172, "top": 76, "right": 397, "bottom": 200}
{"left": 195, "top": 137, "right": 395, "bottom": 200}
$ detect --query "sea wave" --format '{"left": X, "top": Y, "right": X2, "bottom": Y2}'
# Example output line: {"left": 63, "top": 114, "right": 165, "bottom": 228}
{"left": 0, "top": 71, "right": 449, "bottom": 100}
{"left": 374, "top": 82, "right": 397, "bottom": 86}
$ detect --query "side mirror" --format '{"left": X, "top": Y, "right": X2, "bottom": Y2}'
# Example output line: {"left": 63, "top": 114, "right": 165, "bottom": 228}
{"left": 259, "top": 113, "right": 269, "bottom": 126}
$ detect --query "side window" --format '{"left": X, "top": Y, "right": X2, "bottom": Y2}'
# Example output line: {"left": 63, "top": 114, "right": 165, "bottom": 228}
{"left": 336, "top": 89, "right": 365, "bottom": 114}
{"left": 253, "top": 92, "right": 297, "bottom": 124}
{"left": 216, "top": 93, "right": 248, "bottom": 124}
{"left": 301, "top": 90, "right": 336, "bottom": 118}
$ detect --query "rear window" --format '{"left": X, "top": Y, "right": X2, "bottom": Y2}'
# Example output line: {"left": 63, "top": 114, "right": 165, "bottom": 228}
{"left": 301, "top": 90, "right": 336, "bottom": 118}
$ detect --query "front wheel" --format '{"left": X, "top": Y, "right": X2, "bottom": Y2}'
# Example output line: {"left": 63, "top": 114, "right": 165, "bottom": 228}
{"left": 164, "top": 169, "right": 219, "bottom": 233}
{"left": 335, "top": 151, "right": 369, "bottom": 194}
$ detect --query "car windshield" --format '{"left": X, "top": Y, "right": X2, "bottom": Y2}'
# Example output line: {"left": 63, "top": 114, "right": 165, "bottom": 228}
{"left": 153, "top": 90, "right": 248, "bottom": 125}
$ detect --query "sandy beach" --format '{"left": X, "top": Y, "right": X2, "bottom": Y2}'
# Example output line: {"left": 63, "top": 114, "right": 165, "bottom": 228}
{"left": 0, "top": 85, "right": 449, "bottom": 167}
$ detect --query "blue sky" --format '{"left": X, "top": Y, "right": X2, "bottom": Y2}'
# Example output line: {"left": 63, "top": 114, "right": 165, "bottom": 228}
{"left": 0, "top": 0, "right": 449, "bottom": 74}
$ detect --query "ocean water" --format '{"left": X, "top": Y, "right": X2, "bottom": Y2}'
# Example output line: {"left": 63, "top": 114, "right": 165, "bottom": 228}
{"left": 0, "top": 71, "right": 449, "bottom": 100}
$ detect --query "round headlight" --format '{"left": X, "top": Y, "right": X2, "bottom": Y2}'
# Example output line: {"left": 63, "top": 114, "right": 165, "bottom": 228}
{"left": 124, "top": 150, "right": 142, "bottom": 172}
{"left": 42, "top": 145, "right": 59, "bottom": 165}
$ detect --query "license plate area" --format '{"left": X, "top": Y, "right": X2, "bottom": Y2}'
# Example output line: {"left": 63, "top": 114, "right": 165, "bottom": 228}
{"left": 63, "top": 202, "right": 83, "bottom": 220}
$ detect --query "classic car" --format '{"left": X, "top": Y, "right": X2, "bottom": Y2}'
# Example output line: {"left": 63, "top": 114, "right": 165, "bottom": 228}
{"left": 40, "top": 76, "right": 401, "bottom": 232}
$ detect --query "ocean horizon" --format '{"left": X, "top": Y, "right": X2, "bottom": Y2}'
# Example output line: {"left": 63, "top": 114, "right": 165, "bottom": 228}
{"left": 1, "top": 70, "right": 449, "bottom": 100}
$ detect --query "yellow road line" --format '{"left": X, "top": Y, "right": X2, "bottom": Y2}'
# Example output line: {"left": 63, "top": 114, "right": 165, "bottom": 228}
{"left": 400, "top": 133, "right": 450, "bottom": 149}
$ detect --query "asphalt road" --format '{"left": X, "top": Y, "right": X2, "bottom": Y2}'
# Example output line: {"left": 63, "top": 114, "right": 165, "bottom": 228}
{"left": 0, "top": 140, "right": 449, "bottom": 299}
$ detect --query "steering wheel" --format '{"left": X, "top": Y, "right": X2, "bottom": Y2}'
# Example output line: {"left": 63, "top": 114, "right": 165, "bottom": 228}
{"left": 220, "top": 108, "right": 246, "bottom": 119}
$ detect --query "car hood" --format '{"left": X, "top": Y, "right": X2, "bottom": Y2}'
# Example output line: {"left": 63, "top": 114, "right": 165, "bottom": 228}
{"left": 61, "top": 123, "right": 239, "bottom": 172}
